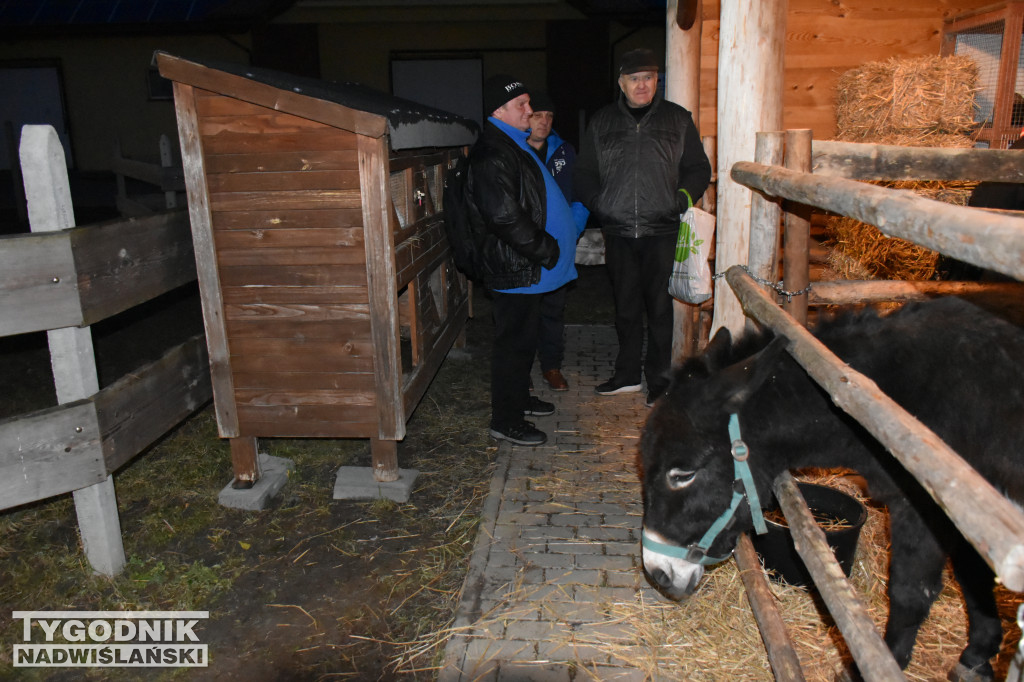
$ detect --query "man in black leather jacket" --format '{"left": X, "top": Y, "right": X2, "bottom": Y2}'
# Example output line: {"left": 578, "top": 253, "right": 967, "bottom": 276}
{"left": 466, "top": 74, "right": 575, "bottom": 446}
{"left": 576, "top": 48, "right": 711, "bottom": 407}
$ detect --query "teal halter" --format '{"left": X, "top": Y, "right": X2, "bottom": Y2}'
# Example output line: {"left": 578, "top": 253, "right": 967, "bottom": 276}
{"left": 642, "top": 413, "right": 768, "bottom": 566}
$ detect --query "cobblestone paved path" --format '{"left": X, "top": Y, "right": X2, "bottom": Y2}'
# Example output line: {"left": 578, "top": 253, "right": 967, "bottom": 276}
{"left": 440, "top": 324, "right": 667, "bottom": 682}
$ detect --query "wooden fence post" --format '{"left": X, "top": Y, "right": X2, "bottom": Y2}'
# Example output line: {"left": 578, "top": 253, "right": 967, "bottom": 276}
{"left": 748, "top": 131, "right": 784, "bottom": 284}
{"left": 667, "top": 0, "right": 705, "bottom": 367}
{"left": 774, "top": 473, "right": 905, "bottom": 680}
{"left": 20, "top": 124, "right": 126, "bottom": 577}
{"left": 160, "top": 134, "right": 177, "bottom": 210}
{"left": 713, "top": 0, "right": 787, "bottom": 339}
{"left": 783, "top": 129, "right": 813, "bottom": 325}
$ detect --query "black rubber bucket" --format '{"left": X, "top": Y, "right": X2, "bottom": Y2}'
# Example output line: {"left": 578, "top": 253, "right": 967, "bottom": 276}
{"left": 750, "top": 482, "right": 867, "bottom": 586}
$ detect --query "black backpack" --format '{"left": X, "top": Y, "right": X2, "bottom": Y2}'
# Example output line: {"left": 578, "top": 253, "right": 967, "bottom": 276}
{"left": 442, "top": 153, "right": 484, "bottom": 283}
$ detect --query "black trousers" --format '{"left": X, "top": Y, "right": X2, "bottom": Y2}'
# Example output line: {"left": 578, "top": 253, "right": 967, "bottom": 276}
{"left": 491, "top": 291, "right": 543, "bottom": 427}
{"left": 537, "top": 283, "right": 567, "bottom": 372}
{"left": 604, "top": 232, "right": 676, "bottom": 394}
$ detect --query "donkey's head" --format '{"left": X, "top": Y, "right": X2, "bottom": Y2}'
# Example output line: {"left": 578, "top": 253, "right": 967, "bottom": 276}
{"left": 640, "top": 328, "right": 786, "bottom": 600}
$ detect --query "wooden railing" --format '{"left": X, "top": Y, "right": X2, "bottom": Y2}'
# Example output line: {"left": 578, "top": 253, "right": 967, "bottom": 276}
{"left": 1, "top": 125, "right": 211, "bottom": 575}
{"left": 727, "top": 135, "right": 1024, "bottom": 680}
{"left": 112, "top": 134, "right": 185, "bottom": 217}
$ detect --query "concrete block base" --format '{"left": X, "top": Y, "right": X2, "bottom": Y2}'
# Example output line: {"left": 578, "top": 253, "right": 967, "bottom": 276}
{"left": 333, "top": 466, "right": 419, "bottom": 503}
{"left": 218, "top": 454, "right": 294, "bottom": 511}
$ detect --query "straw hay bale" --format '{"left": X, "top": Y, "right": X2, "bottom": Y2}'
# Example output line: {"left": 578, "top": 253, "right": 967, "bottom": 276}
{"left": 825, "top": 56, "right": 980, "bottom": 282}
{"left": 835, "top": 55, "right": 978, "bottom": 142}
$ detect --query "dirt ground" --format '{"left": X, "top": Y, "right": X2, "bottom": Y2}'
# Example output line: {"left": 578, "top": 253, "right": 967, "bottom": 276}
{"left": 0, "top": 267, "right": 614, "bottom": 682}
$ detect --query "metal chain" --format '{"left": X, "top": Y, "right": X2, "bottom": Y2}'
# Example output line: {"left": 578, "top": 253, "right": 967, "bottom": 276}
{"left": 711, "top": 265, "right": 812, "bottom": 303}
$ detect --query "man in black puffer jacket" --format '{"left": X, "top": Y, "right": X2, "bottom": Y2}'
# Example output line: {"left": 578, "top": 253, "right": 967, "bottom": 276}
{"left": 576, "top": 48, "right": 712, "bottom": 407}
{"left": 465, "top": 75, "right": 577, "bottom": 446}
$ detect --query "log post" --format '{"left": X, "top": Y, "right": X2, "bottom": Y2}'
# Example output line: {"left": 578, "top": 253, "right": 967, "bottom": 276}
{"left": 747, "top": 131, "right": 784, "bottom": 285}
{"left": 773, "top": 473, "right": 905, "bottom": 680}
{"left": 735, "top": 534, "right": 807, "bottom": 681}
{"left": 712, "top": 0, "right": 787, "bottom": 339}
{"left": 783, "top": 129, "right": 813, "bottom": 325}
{"left": 667, "top": 0, "right": 704, "bottom": 367}
{"left": 701, "top": 134, "right": 717, "bottom": 212}
{"left": 21, "top": 124, "right": 126, "bottom": 577}
{"left": 159, "top": 134, "right": 178, "bottom": 210}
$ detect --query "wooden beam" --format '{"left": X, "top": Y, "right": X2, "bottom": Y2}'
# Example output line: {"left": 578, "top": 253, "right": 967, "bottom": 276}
{"left": 95, "top": 334, "right": 212, "bottom": 472}
{"left": 358, "top": 134, "right": 404, "bottom": 443}
{"left": 109, "top": 154, "right": 184, "bottom": 191}
{"left": 731, "top": 161, "right": 1024, "bottom": 281}
{"left": 773, "top": 473, "right": 905, "bottom": 681}
{"left": 72, "top": 212, "right": 196, "bottom": 326}
{"left": 0, "top": 212, "right": 196, "bottom": 336}
{"left": 748, "top": 131, "right": 784, "bottom": 283}
{"left": 811, "top": 140, "right": 1024, "bottom": 182}
{"left": 370, "top": 437, "right": 399, "bottom": 484}
{"left": 0, "top": 230, "right": 81, "bottom": 335}
{"left": 666, "top": 0, "right": 702, "bottom": 113}
{"left": 712, "top": 0, "right": 787, "bottom": 338}
{"left": 734, "top": 533, "right": 807, "bottom": 681}
{"left": 806, "top": 280, "right": 1024, "bottom": 306}
{"left": 726, "top": 265, "right": 1024, "bottom": 592}
{"left": 171, "top": 81, "right": 240, "bottom": 438}
{"left": 229, "top": 437, "right": 260, "bottom": 488}
{"left": 783, "top": 130, "right": 813, "bottom": 325}
{"left": 0, "top": 401, "right": 105, "bottom": 511}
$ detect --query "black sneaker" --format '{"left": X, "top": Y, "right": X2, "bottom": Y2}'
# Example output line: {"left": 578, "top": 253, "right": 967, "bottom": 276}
{"left": 523, "top": 396, "right": 555, "bottom": 416}
{"left": 489, "top": 421, "right": 547, "bottom": 446}
{"left": 595, "top": 377, "right": 642, "bottom": 395}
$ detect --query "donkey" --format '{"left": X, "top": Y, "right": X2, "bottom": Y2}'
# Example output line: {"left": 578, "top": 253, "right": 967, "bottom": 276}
{"left": 640, "top": 297, "right": 1024, "bottom": 681}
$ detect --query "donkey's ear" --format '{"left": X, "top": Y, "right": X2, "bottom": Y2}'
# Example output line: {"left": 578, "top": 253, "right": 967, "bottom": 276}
{"left": 701, "top": 326, "right": 734, "bottom": 372}
{"left": 721, "top": 335, "right": 789, "bottom": 413}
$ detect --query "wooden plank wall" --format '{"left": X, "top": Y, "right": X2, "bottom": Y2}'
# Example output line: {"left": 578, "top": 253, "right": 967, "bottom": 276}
{"left": 195, "top": 91, "right": 379, "bottom": 439}
{"left": 698, "top": 0, "right": 998, "bottom": 139}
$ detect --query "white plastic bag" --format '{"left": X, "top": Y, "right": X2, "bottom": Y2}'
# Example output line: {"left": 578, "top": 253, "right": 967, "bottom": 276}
{"left": 667, "top": 206, "right": 715, "bottom": 304}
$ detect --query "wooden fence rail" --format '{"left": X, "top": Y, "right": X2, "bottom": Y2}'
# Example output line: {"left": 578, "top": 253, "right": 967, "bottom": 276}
{"left": 732, "top": 160, "right": 1024, "bottom": 281}
{"left": 1, "top": 124, "right": 211, "bottom": 576}
{"left": 112, "top": 135, "right": 184, "bottom": 217}
{"left": 0, "top": 211, "right": 196, "bottom": 336}
{"left": 810, "top": 140, "right": 1024, "bottom": 183}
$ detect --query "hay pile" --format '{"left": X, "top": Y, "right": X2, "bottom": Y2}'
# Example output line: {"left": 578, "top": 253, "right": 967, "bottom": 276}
{"left": 826, "top": 55, "right": 980, "bottom": 281}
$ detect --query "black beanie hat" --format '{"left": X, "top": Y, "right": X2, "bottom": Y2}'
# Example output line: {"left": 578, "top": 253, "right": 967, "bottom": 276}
{"left": 529, "top": 91, "right": 556, "bottom": 114}
{"left": 619, "top": 48, "right": 660, "bottom": 75}
{"left": 484, "top": 74, "right": 529, "bottom": 115}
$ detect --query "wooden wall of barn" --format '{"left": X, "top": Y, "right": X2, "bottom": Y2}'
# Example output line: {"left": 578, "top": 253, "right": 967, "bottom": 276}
{"left": 696, "top": 0, "right": 998, "bottom": 139}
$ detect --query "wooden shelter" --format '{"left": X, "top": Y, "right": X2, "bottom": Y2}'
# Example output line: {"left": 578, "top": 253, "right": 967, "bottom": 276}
{"left": 156, "top": 52, "right": 476, "bottom": 488}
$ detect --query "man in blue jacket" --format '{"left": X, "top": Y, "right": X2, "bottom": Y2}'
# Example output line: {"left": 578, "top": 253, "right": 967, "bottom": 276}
{"left": 576, "top": 48, "right": 711, "bottom": 407}
{"left": 466, "top": 75, "right": 580, "bottom": 446}
{"left": 525, "top": 91, "right": 589, "bottom": 392}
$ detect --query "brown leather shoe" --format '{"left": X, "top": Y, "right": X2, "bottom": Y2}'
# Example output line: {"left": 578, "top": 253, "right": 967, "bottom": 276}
{"left": 543, "top": 369, "right": 569, "bottom": 391}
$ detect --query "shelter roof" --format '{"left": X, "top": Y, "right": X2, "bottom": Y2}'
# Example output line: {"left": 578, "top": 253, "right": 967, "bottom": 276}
{"left": 156, "top": 52, "right": 479, "bottom": 150}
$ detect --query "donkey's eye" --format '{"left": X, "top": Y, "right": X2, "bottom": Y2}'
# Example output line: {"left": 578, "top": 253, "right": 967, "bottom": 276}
{"left": 666, "top": 468, "right": 697, "bottom": 490}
